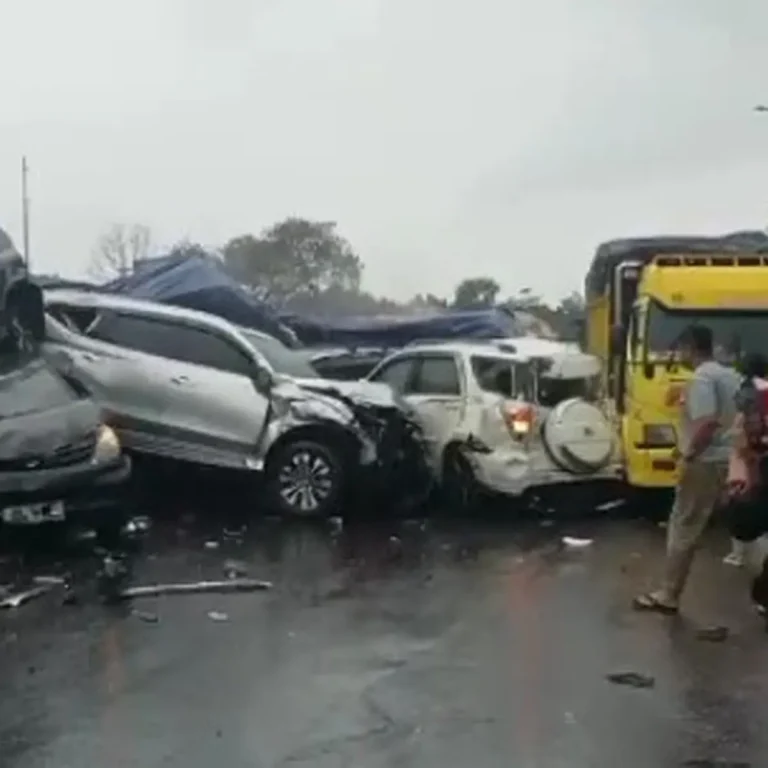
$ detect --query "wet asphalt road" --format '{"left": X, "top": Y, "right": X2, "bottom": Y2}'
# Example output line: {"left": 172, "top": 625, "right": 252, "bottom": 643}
{"left": 1, "top": 507, "right": 767, "bottom": 768}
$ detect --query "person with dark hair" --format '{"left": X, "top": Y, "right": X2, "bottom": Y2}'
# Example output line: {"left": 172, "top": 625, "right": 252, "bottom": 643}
{"left": 724, "top": 352, "right": 768, "bottom": 566}
{"left": 634, "top": 324, "right": 741, "bottom": 614}
{"left": 724, "top": 351, "right": 768, "bottom": 613}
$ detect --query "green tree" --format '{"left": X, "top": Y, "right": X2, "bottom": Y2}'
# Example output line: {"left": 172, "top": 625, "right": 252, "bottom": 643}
{"left": 223, "top": 218, "right": 363, "bottom": 305}
{"left": 451, "top": 277, "right": 501, "bottom": 309}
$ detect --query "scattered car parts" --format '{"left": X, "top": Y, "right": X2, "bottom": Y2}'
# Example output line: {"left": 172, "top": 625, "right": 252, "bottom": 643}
{"left": 41, "top": 290, "right": 433, "bottom": 518}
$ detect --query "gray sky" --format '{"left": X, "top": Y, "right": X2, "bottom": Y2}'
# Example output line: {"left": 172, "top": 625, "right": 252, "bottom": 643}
{"left": 2, "top": 0, "right": 768, "bottom": 303}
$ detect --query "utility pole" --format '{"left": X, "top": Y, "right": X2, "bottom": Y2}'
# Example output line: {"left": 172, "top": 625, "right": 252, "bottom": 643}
{"left": 21, "top": 156, "right": 30, "bottom": 270}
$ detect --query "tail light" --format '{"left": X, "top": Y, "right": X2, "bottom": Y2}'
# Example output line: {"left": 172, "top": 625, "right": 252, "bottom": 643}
{"left": 501, "top": 402, "right": 535, "bottom": 439}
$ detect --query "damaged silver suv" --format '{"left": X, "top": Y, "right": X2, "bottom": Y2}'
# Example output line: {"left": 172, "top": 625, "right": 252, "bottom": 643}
{"left": 42, "top": 291, "right": 431, "bottom": 517}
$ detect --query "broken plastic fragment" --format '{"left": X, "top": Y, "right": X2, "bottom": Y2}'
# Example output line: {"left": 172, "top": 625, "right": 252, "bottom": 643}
{"left": 119, "top": 578, "right": 273, "bottom": 600}
{"left": 606, "top": 671, "right": 655, "bottom": 688}
{"left": 0, "top": 583, "right": 56, "bottom": 609}
{"left": 208, "top": 610, "right": 229, "bottom": 622}
{"left": 562, "top": 536, "right": 593, "bottom": 549}
{"left": 696, "top": 625, "right": 729, "bottom": 643}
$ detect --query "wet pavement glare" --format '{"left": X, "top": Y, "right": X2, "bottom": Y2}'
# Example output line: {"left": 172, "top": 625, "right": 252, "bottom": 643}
{"left": 1, "top": 505, "right": 766, "bottom": 768}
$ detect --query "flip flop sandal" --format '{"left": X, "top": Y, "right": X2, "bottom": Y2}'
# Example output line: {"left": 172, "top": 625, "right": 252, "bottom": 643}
{"left": 632, "top": 593, "right": 679, "bottom": 615}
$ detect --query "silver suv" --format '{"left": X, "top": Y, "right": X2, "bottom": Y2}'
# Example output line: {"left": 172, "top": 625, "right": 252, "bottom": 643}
{"left": 42, "top": 291, "right": 430, "bottom": 517}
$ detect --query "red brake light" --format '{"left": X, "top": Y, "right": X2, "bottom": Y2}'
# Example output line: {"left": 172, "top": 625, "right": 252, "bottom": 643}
{"left": 501, "top": 402, "right": 534, "bottom": 436}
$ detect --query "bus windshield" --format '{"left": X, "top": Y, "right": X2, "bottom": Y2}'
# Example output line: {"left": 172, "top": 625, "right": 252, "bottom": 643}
{"left": 645, "top": 302, "right": 768, "bottom": 363}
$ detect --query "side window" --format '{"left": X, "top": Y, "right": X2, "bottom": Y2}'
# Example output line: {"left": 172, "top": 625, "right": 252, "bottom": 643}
{"left": 90, "top": 314, "right": 253, "bottom": 376}
{"left": 370, "top": 357, "right": 416, "bottom": 393}
{"left": 47, "top": 304, "right": 100, "bottom": 334}
{"left": 471, "top": 356, "right": 515, "bottom": 397}
{"left": 412, "top": 356, "right": 461, "bottom": 396}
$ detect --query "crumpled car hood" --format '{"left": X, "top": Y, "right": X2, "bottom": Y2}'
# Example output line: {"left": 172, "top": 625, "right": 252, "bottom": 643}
{"left": 285, "top": 376, "right": 403, "bottom": 410}
{"left": 0, "top": 399, "right": 100, "bottom": 461}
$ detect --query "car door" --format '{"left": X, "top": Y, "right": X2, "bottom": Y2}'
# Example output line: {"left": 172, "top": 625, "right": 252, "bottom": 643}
{"left": 404, "top": 354, "right": 467, "bottom": 464}
{"left": 366, "top": 355, "right": 420, "bottom": 396}
{"left": 43, "top": 306, "right": 171, "bottom": 441}
{"left": 97, "top": 315, "right": 270, "bottom": 469}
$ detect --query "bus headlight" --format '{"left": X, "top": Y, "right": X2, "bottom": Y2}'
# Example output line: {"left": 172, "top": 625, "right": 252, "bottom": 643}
{"left": 92, "top": 425, "right": 122, "bottom": 464}
{"left": 642, "top": 424, "right": 677, "bottom": 448}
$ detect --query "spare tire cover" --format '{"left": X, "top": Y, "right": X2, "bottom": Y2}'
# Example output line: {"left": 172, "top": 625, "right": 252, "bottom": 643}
{"left": 543, "top": 398, "right": 613, "bottom": 473}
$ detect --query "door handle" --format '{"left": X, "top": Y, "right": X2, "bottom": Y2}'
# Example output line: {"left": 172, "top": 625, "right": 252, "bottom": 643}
{"left": 170, "top": 375, "right": 190, "bottom": 385}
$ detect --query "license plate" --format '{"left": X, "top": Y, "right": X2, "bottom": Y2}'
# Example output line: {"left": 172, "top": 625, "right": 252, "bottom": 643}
{"left": 1, "top": 501, "right": 66, "bottom": 525}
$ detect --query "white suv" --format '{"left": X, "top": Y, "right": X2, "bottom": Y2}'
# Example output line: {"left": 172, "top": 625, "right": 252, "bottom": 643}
{"left": 365, "top": 340, "right": 620, "bottom": 504}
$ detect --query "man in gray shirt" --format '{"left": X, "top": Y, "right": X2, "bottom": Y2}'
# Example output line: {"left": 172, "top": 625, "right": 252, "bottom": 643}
{"left": 634, "top": 325, "right": 741, "bottom": 614}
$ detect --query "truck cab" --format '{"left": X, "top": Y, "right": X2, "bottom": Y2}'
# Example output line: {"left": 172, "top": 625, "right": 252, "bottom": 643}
{"left": 585, "top": 231, "right": 768, "bottom": 489}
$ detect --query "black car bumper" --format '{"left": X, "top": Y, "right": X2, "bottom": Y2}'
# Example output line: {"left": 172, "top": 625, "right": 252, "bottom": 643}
{"left": 0, "top": 456, "right": 131, "bottom": 529}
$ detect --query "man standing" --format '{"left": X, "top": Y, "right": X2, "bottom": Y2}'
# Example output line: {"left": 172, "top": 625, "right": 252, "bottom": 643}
{"left": 634, "top": 325, "right": 741, "bottom": 614}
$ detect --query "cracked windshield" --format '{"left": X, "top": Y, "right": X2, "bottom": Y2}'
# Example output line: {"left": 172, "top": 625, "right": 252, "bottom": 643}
{"left": 4, "top": 1, "right": 768, "bottom": 766}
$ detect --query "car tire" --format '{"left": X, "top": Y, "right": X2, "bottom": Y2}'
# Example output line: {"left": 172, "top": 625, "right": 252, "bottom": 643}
{"left": 265, "top": 439, "right": 346, "bottom": 518}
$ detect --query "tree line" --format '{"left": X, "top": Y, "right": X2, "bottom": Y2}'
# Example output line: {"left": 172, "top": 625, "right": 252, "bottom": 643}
{"left": 85, "top": 218, "right": 585, "bottom": 340}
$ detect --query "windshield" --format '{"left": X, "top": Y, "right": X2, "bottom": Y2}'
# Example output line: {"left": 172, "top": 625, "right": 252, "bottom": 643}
{"left": 0, "top": 359, "right": 77, "bottom": 419}
{"left": 646, "top": 303, "right": 768, "bottom": 362}
{"left": 239, "top": 329, "right": 317, "bottom": 378}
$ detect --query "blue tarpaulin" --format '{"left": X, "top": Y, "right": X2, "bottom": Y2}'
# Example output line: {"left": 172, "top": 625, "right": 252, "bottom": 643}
{"left": 278, "top": 307, "right": 522, "bottom": 348}
{"left": 104, "top": 253, "right": 296, "bottom": 345}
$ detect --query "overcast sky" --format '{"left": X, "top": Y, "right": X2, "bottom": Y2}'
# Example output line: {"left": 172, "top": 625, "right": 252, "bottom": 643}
{"left": 2, "top": 0, "right": 768, "bottom": 302}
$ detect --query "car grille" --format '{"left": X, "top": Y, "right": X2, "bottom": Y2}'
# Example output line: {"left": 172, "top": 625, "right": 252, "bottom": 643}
{"left": 0, "top": 431, "right": 97, "bottom": 472}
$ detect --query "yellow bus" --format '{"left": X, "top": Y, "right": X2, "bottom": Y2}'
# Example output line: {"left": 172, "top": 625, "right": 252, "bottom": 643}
{"left": 585, "top": 231, "right": 768, "bottom": 494}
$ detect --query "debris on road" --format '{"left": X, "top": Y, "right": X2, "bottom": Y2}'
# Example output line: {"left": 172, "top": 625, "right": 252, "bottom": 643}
{"left": 122, "top": 516, "right": 152, "bottom": 537}
{"left": 328, "top": 516, "right": 344, "bottom": 535}
{"left": 223, "top": 559, "right": 249, "bottom": 579}
{"left": 204, "top": 540, "right": 220, "bottom": 550}
{"left": 132, "top": 609, "right": 160, "bottom": 624}
{"left": 562, "top": 536, "right": 593, "bottom": 549}
{"left": 696, "top": 625, "right": 730, "bottom": 643}
{"left": 118, "top": 578, "right": 273, "bottom": 601}
{"left": 606, "top": 671, "right": 655, "bottom": 689}
{"left": 0, "top": 582, "right": 57, "bottom": 609}
{"left": 207, "top": 610, "right": 229, "bottom": 622}
{"left": 33, "top": 575, "right": 67, "bottom": 586}
{"left": 222, "top": 525, "right": 247, "bottom": 541}
{"left": 596, "top": 499, "right": 626, "bottom": 512}
{"left": 97, "top": 554, "right": 132, "bottom": 603}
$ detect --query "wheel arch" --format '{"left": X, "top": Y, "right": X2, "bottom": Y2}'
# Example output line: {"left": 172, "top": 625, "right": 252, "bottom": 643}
{"left": 264, "top": 422, "right": 362, "bottom": 475}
